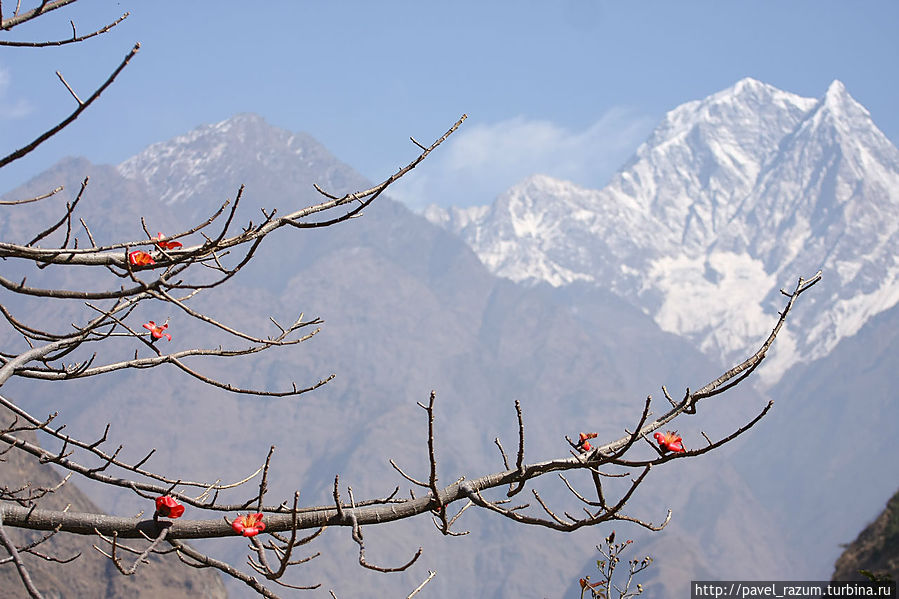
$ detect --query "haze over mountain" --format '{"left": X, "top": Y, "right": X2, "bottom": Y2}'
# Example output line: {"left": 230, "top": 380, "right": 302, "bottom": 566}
{"left": 426, "top": 78, "right": 899, "bottom": 386}
{"left": 2, "top": 81, "right": 896, "bottom": 596}
{"left": 741, "top": 299, "right": 899, "bottom": 580}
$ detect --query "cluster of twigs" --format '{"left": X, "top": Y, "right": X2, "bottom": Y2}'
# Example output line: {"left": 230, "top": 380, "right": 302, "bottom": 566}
{"left": 579, "top": 531, "right": 653, "bottom": 599}
{"left": 0, "top": 2, "right": 822, "bottom": 598}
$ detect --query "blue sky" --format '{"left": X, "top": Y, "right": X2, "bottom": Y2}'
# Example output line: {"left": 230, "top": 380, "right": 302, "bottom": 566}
{"left": 1, "top": 1, "right": 897, "bottom": 208}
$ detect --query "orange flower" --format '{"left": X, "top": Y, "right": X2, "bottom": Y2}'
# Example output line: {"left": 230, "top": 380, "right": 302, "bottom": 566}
{"left": 128, "top": 250, "right": 155, "bottom": 266}
{"left": 578, "top": 432, "right": 597, "bottom": 452}
{"left": 653, "top": 430, "right": 685, "bottom": 454}
{"left": 143, "top": 320, "right": 171, "bottom": 341}
{"left": 579, "top": 577, "right": 604, "bottom": 589}
{"left": 232, "top": 513, "right": 266, "bottom": 537}
{"left": 155, "top": 495, "right": 185, "bottom": 519}
{"left": 155, "top": 232, "right": 183, "bottom": 251}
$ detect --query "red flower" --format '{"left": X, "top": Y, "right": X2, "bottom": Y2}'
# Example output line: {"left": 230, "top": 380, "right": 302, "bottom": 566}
{"left": 578, "top": 432, "right": 597, "bottom": 452}
{"left": 579, "top": 577, "right": 604, "bottom": 589}
{"left": 653, "top": 431, "right": 686, "bottom": 453}
{"left": 155, "top": 495, "right": 185, "bottom": 519}
{"left": 155, "top": 232, "right": 183, "bottom": 251}
{"left": 128, "top": 250, "right": 155, "bottom": 266}
{"left": 232, "top": 513, "right": 266, "bottom": 537}
{"left": 143, "top": 320, "right": 172, "bottom": 341}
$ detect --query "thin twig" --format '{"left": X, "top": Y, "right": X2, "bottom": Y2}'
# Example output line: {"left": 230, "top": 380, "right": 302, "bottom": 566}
{"left": 0, "top": 44, "right": 141, "bottom": 169}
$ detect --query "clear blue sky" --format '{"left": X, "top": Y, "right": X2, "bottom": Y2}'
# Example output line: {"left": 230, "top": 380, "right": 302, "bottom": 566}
{"left": 1, "top": 1, "right": 897, "bottom": 208}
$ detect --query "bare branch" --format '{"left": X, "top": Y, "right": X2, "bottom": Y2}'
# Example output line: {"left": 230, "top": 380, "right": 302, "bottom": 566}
{"left": 169, "top": 538, "right": 281, "bottom": 599}
{"left": 0, "top": 11, "right": 128, "bottom": 46}
{"left": 0, "top": 185, "right": 63, "bottom": 206}
{"left": 0, "top": 43, "right": 141, "bottom": 169}
{"left": 0, "top": 0, "right": 77, "bottom": 30}
{"left": 406, "top": 570, "right": 437, "bottom": 598}
{"left": 0, "top": 511, "right": 44, "bottom": 598}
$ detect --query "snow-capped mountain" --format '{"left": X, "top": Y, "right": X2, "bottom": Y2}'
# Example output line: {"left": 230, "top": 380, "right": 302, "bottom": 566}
{"left": 426, "top": 78, "right": 899, "bottom": 383}
{"left": 118, "top": 113, "right": 366, "bottom": 217}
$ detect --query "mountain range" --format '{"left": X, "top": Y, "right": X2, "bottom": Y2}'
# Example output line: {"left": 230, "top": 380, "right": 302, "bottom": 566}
{"left": 2, "top": 77, "right": 897, "bottom": 597}
{"left": 426, "top": 78, "right": 899, "bottom": 386}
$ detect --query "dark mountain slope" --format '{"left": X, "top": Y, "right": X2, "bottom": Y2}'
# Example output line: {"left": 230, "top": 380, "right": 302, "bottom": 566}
{"left": 832, "top": 488, "right": 899, "bottom": 582}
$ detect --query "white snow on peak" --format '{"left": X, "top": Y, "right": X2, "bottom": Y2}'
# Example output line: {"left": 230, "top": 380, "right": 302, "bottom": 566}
{"left": 117, "top": 115, "right": 262, "bottom": 204}
{"left": 117, "top": 114, "right": 334, "bottom": 208}
{"left": 427, "top": 79, "right": 899, "bottom": 385}
{"left": 648, "top": 78, "right": 816, "bottom": 149}
{"left": 823, "top": 79, "right": 851, "bottom": 107}
{"left": 605, "top": 78, "right": 821, "bottom": 254}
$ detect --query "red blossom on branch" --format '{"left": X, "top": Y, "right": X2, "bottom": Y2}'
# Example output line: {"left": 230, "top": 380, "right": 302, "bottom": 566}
{"left": 231, "top": 513, "right": 266, "bottom": 537}
{"left": 578, "top": 432, "right": 598, "bottom": 452}
{"left": 653, "top": 430, "right": 686, "bottom": 454}
{"left": 154, "top": 495, "right": 185, "bottom": 519}
{"left": 128, "top": 250, "right": 155, "bottom": 266}
{"left": 579, "top": 577, "right": 604, "bottom": 589}
{"left": 155, "top": 232, "right": 183, "bottom": 250}
{"left": 143, "top": 320, "right": 172, "bottom": 342}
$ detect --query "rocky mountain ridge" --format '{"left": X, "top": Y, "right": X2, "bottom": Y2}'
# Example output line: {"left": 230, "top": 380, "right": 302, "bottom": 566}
{"left": 426, "top": 78, "right": 899, "bottom": 385}
{"left": 832, "top": 488, "right": 899, "bottom": 582}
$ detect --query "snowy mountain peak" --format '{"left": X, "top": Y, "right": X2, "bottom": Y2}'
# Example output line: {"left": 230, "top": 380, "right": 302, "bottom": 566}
{"left": 649, "top": 78, "right": 816, "bottom": 147}
{"left": 606, "top": 78, "right": 819, "bottom": 253}
{"left": 118, "top": 114, "right": 291, "bottom": 205}
{"left": 823, "top": 79, "right": 850, "bottom": 106}
{"left": 807, "top": 80, "right": 870, "bottom": 126}
{"left": 117, "top": 114, "right": 363, "bottom": 213}
{"left": 730, "top": 76, "right": 767, "bottom": 93}
{"left": 426, "top": 79, "right": 899, "bottom": 385}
